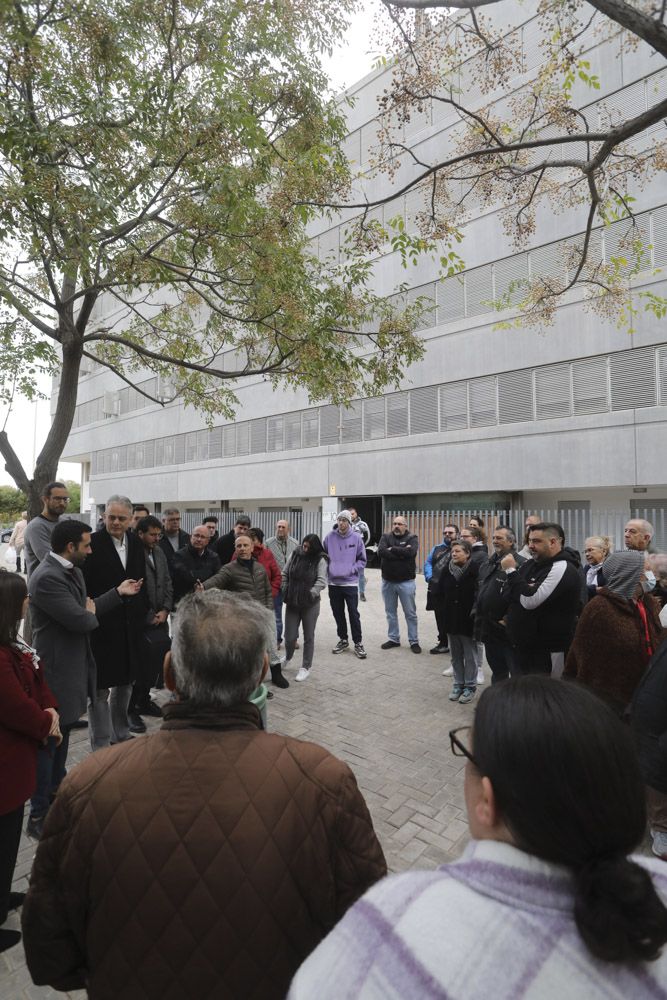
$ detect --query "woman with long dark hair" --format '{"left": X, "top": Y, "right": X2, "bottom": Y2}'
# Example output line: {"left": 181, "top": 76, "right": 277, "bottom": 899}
{"left": 0, "top": 571, "right": 59, "bottom": 953}
{"left": 281, "top": 534, "right": 329, "bottom": 682}
{"left": 290, "top": 676, "right": 667, "bottom": 997}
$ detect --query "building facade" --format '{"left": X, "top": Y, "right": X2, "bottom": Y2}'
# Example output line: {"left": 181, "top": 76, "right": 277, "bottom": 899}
{"left": 59, "top": 5, "right": 667, "bottom": 540}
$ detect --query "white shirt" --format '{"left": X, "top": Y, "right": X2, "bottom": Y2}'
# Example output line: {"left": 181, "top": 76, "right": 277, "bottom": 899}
{"left": 49, "top": 551, "right": 74, "bottom": 570}
{"left": 112, "top": 534, "right": 127, "bottom": 570}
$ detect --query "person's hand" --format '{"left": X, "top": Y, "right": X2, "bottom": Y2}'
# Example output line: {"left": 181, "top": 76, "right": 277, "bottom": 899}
{"left": 86, "top": 596, "right": 96, "bottom": 614}
{"left": 500, "top": 554, "right": 517, "bottom": 571}
{"left": 118, "top": 578, "right": 143, "bottom": 596}
{"left": 154, "top": 610, "right": 169, "bottom": 624}
{"left": 194, "top": 580, "right": 204, "bottom": 592}
{"left": 45, "top": 707, "right": 63, "bottom": 744}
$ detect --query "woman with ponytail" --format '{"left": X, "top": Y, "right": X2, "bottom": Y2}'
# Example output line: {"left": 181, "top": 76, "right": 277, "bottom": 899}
{"left": 289, "top": 676, "right": 667, "bottom": 998}
{"left": 281, "top": 534, "right": 329, "bottom": 682}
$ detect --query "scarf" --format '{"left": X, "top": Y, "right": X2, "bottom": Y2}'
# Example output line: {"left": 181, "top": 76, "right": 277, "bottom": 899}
{"left": 448, "top": 559, "right": 469, "bottom": 582}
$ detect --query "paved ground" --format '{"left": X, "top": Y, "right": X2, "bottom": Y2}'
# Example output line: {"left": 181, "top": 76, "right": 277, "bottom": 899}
{"left": 2, "top": 570, "right": 477, "bottom": 998}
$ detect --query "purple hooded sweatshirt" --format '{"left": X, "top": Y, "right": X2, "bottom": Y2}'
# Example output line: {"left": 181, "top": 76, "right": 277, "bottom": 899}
{"left": 323, "top": 528, "right": 367, "bottom": 586}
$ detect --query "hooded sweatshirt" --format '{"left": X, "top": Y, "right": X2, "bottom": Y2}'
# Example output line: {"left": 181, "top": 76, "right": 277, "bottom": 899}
{"left": 323, "top": 528, "right": 367, "bottom": 587}
{"left": 506, "top": 546, "right": 585, "bottom": 652}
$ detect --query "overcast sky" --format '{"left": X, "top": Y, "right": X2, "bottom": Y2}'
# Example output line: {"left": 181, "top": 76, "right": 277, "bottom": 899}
{"left": 0, "top": 2, "right": 381, "bottom": 490}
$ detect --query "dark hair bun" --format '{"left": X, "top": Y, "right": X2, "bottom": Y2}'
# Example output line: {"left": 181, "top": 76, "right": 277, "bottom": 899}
{"left": 575, "top": 856, "right": 667, "bottom": 962}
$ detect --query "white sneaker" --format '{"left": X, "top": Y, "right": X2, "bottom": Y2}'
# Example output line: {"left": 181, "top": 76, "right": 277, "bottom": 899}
{"left": 477, "top": 668, "right": 485, "bottom": 685}
{"left": 295, "top": 667, "right": 310, "bottom": 682}
{"left": 442, "top": 665, "right": 453, "bottom": 677}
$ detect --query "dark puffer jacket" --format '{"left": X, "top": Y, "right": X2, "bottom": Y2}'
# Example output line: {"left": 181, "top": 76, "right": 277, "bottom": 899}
{"left": 22, "top": 703, "right": 387, "bottom": 1000}
{"left": 438, "top": 561, "right": 479, "bottom": 636}
{"left": 631, "top": 642, "right": 667, "bottom": 794}
{"left": 203, "top": 556, "right": 272, "bottom": 609}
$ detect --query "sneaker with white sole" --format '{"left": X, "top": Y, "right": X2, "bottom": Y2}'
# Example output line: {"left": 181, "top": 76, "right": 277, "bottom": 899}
{"left": 295, "top": 667, "right": 310, "bottom": 682}
{"left": 332, "top": 639, "right": 349, "bottom": 654}
{"left": 459, "top": 687, "right": 476, "bottom": 705}
{"left": 442, "top": 665, "right": 453, "bottom": 677}
{"left": 476, "top": 668, "right": 485, "bottom": 685}
{"left": 354, "top": 643, "right": 367, "bottom": 659}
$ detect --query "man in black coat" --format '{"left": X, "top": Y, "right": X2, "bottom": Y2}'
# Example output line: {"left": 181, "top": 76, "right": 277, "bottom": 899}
{"left": 82, "top": 495, "right": 147, "bottom": 749}
{"left": 475, "top": 526, "right": 525, "bottom": 683}
{"left": 501, "top": 522, "right": 584, "bottom": 677}
{"left": 173, "top": 525, "right": 221, "bottom": 603}
{"left": 216, "top": 514, "right": 251, "bottom": 565}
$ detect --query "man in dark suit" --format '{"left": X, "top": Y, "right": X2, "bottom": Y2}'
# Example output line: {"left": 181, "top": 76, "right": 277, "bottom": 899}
{"left": 28, "top": 520, "right": 141, "bottom": 837}
{"left": 158, "top": 508, "right": 190, "bottom": 577}
{"left": 130, "top": 515, "right": 174, "bottom": 728}
{"left": 82, "top": 495, "right": 147, "bottom": 749}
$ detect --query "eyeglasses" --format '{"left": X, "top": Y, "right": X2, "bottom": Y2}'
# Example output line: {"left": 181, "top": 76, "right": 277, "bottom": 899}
{"left": 449, "top": 726, "right": 479, "bottom": 768}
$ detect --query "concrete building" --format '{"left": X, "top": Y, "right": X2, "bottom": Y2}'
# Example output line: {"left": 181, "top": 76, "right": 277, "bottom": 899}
{"left": 59, "top": 5, "right": 667, "bottom": 543}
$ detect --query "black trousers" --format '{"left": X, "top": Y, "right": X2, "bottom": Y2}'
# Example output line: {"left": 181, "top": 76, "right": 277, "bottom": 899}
{"left": 514, "top": 647, "right": 553, "bottom": 675}
{"left": 328, "top": 585, "right": 362, "bottom": 645}
{"left": 0, "top": 805, "right": 24, "bottom": 924}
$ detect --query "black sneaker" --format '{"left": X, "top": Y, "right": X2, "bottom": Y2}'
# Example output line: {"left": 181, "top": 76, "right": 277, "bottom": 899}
{"left": 430, "top": 644, "right": 449, "bottom": 654}
{"left": 380, "top": 640, "right": 400, "bottom": 650}
{"left": 128, "top": 712, "right": 147, "bottom": 734}
{"left": 332, "top": 639, "right": 349, "bottom": 654}
{"left": 27, "top": 814, "right": 45, "bottom": 840}
{"left": 411, "top": 643, "right": 422, "bottom": 654}
{"left": 354, "top": 643, "right": 367, "bottom": 659}
{"left": 359, "top": 594, "right": 366, "bottom": 602}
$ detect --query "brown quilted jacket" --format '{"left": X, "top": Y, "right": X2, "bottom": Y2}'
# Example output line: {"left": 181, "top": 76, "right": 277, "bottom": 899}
{"left": 22, "top": 703, "right": 387, "bottom": 1000}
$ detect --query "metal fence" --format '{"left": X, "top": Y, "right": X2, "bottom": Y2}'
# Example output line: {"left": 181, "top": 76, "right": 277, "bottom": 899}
{"left": 385, "top": 508, "right": 667, "bottom": 565}
{"left": 179, "top": 509, "right": 321, "bottom": 541}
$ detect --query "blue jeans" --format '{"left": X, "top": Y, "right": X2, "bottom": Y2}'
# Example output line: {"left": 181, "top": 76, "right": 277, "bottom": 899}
{"left": 381, "top": 579, "right": 418, "bottom": 645}
{"left": 30, "top": 727, "right": 72, "bottom": 817}
{"left": 273, "top": 592, "right": 284, "bottom": 642}
{"left": 358, "top": 568, "right": 366, "bottom": 597}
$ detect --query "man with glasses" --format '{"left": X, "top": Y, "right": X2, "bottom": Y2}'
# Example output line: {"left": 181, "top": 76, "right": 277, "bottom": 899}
{"left": 23, "top": 482, "right": 71, "bottom": 578}
{"left": 378, "top": 516, "right": 421, "bottom": 653}
{"left": 83, "top": 495, "right": 147, "bottom": 747}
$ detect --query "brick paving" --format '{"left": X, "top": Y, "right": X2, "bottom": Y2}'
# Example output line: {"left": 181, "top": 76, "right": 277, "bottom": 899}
{"left": 2, "top": 571, "right": 476, "bottom": 997}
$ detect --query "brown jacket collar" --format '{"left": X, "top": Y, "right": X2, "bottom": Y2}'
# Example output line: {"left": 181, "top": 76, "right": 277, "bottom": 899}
{"left": 161, "top": 699, "right": 262, "bottom": 732}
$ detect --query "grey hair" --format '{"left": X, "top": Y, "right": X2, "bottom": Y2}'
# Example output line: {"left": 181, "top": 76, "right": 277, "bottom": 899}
{"left": 162, "top": 507, "right": 181, "bottom": 517}
{"left": 496, "top": 526, "right": 517, "bottom": 544}
{"left": 105, "top": 494, "right": 133, "bottom": 512}
{"left": 170, "top": 590, "right": 270, "bottom": 708}
{"left": 630, "top": 518, "right": 654, "bottom": 538}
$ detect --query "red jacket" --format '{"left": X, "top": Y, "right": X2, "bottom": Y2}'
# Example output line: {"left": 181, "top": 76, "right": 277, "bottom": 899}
{"left": 0, "top": 644, "right": 57, "bottom": 815}
{"left": 233, "top": 544, "right": 282, "bottom": 597}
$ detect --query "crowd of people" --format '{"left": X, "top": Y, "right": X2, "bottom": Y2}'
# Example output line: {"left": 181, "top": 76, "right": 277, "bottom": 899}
{"left": 2, "top": 487, "right": 667, "bottom": 995}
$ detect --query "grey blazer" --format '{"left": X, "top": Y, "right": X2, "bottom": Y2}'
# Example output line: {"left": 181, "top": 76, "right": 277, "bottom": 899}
{"left": 28, "top": 554, "right": 121, "bottom": 726}
{"left": 143, "top": 545, "right": 174, "bottom": 620}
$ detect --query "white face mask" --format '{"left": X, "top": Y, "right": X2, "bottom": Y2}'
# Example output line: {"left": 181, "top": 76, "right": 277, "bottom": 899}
{"left": 644, "top": 570, "right": 657, "bottom": 592}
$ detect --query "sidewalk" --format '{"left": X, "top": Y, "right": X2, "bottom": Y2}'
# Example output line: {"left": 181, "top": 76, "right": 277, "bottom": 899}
{"left": 2, "top": 571, "right": 475, "bottom": 998}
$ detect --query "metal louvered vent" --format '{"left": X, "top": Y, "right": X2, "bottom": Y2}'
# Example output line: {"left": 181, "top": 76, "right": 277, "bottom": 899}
{"left": 386, "top": 392, "right": 409, "bottom": 437}
{"left": 319, "top": 405, "right": 340, "bottom": 446}
{"left": 250, "top": 419, "right": 266, "bottom": 454}
{"left": 658, "top": 347, "right": 667, "bottom": 405}
{"left": 341, "top": 403, "right": 363, "bottom": 443}
{"left": 236, "top": 423, "right": 250, "bottom": 456}
{"left": 494, "top": 255, "right": 529, "bottom": 308}
{"left": 437, "top": 275, "right": 465, "bottom": 324}
{"left": 302, "top": 411, "right": 319, "bottom": 448}
{"left": 439, "top": 382, "right": 468, "bottom": 430}
{"left": 209, "top": 426, "right": 223, "bottom": 460}
{"left": 267, "top": 416, "right": 284, "bottom": 452}
{"left": 610, "top": 348, "right": 656, "bottom": 410}
{"left": 535, "top": 364, "right": 571, "bottom": 419}
{"left": 223, "top": 425, "right": 236, "bottom": 457}
{"left": 363, "top": 397, "right": 386, "bottom": 440}
{"left": 465, "top": 267, "right": 494, "bottom": 318}
{"left": 498, "top": 372, "right": 534, "bottom": 424}
{"left": 173, "top": 435, "right": 185, "bottom": 465}
{"left": 572, "top": 357, "right": 609, "bottom": 415}
{"left": 653, "top": 205, "right": 667, "bottom": 267}
{"left": 284, "top": 412, "right": 301, "bottom": 450}
{"left": 469, "top": 376, "right": 497, "bottom": 427}
{"left": 410, "top": 385, "right": 439, "bottom": 434}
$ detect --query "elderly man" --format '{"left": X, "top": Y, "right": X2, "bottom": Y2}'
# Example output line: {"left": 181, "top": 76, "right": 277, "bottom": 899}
{"left": 267, "top": 519, "right": 299, "bottom": 645}
{"left": 27, "top": 520, "right": 141, "bottom": 838}
{"left": 377, "top": 515, "right": 420, "bottom": 653}
{"left": 158, "top": 507, "right": 190, "bottom": 576}
{"left": 22, "top": 591, "right": 386, "bottom": 1000}
{"left": 82, "top": 495, "right": 147, "bottom": 747}
{"left": 625, "top": 518, "right": 654, "bottom": 553}
{"left": 172, "top": 524, "right": 221, "bottom": 603}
